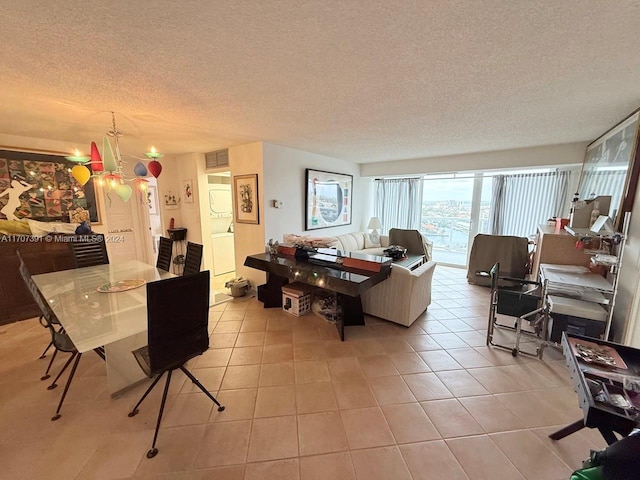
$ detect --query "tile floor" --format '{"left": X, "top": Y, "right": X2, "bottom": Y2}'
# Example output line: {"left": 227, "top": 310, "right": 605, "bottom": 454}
{"left": 0, "top": 266, "right": 606, "bottom": 480}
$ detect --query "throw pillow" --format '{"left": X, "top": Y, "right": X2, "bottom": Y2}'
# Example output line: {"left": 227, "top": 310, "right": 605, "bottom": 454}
{"left": 364, "top": 233, "right": 381, "bottom": 249}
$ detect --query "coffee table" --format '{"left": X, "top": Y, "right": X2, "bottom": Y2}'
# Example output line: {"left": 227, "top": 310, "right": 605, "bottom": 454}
{"left": 244, "top": 251, "right": 392, "bottom": 340}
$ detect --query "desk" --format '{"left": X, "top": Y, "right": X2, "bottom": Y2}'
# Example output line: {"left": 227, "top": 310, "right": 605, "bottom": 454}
{"left": 32, "top": 260, "right": 173, "bottom": 396}
{"left": 244, "top": 252, "right": 392, "bottom": 340}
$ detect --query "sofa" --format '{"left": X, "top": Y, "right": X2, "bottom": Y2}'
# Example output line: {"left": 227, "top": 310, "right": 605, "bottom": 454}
{"left": 361, "top": 261, "right": 437, "bottom": 327}
{"left": 283, "top": 231, "right": 390, "bottom": 256}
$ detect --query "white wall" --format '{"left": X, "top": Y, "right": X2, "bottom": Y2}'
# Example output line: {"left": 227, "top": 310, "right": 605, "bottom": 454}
{"left": 360, "top": 142, "right": 588, "bottom": 177}
{"left": 262, "top": 142, "right": 365, "bottom": 241}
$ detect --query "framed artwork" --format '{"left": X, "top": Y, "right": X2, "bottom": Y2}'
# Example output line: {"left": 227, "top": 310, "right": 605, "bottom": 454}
{"left": 0, "top": 149, "right": 100, "bottom": 223}
{"left": 147, "top": 185, "right": 158, "bottom": 215}
{"left": 164, "top": 190, "right": 179, "bottom": 210}
{"left": 233, "top": 174, "right": 259, "bottom": 224}
{"left": 577, "top": 108, "right": 640, "bottom": 229}
{"left": 305, "top": 168, "right": 353, "bottom": 230}
{"left": 182, "top": 179, "right": 194, "bottom": 203}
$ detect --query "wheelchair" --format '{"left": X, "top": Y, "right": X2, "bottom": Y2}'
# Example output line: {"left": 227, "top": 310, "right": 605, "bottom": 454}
{"left": 484, "top": 262, "right": 546, "bottom": 357}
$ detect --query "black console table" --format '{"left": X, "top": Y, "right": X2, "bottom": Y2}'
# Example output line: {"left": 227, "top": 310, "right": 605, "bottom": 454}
{"left": 550, "top": 333, "right": 640, "bottom": 445}
{"left": 244, "top": 251, "right": 392, "bottom": 340}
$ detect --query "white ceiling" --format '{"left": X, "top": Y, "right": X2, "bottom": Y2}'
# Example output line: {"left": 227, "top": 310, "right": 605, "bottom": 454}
{"left": 1, "top": 1, "right": 640, "bottom": 163}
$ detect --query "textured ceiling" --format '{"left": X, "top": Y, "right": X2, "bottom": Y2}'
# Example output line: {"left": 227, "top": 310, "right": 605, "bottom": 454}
{"left": 1, "top": 0, "right": 640, "bottom": 163}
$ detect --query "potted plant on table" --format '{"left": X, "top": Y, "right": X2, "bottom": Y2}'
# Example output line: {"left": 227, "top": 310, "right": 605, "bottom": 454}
{"left": 224, "top": 277, "right": 251, "bottom": 297}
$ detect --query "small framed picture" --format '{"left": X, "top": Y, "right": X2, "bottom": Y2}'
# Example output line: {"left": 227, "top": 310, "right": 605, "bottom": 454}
{"left": 147, "top": 185, "right": 158, "bottom": 215}
{"left": 233, "top": 174, "right": 259, "bottom": 224}
{"left": 182, "top": 179, "right": 194, "bottom": 203}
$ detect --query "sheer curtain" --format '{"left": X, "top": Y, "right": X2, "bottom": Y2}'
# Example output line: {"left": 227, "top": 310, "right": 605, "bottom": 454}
{"left": 374, "top": 178, "right": 422, "bottom": 232}
{"left": 489, "top": 171, "right": 570, "bottom": 237}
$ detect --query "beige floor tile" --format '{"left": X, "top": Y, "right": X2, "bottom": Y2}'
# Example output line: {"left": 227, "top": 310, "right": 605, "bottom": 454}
{"left": 340, "top": 407, "right": 395, "bottom": 449}
{"left": 435, "top": 369, "right": 490, "bottom": 397}
{"left": 240, "top": 318, "right": 267, "bottom": 332}
{"left": 494, "top": 391, "right": 568, "bottom": 427}
{"left": 328, "top": 356, "right": 367, "bottom": 381}
{"left": 458, "top": 395, "right": 525, "bottom": 432}
{"left": 219, "top": 311, "right": 245, "bottom": 321}
{"left": 447, "top": 347, "right": 495, "bottom": 368}
{"left": 209, "top": 388, "right": 257, "bottom": 422}
{"left": 247, "top": 415, "right": 298, "bottom": 462}
{"left": 262, "top": 344, "right": 294, "bottom": 363}
{"left": 400, "top": 440, "right": 469, "bottom": 480}
{"left": 213, "top": 321, "right": 242, "bottom": 334}
{"left": 181, "top": 367, "right": 225, "bottom": 394}
{"left": 446, "top": 435, "right": 525, "bottom": 480}
{"left": 194, "top": 348, "right": 232, "bottom": 368}
{"left": 530, "top": 386, "right": 584, "bottom": 419}
{"left": 220, "top": 365, "right": 260, "bottom": 389}
{"left": 133, "top": 425, "right": 206, "bottom": 477}
{"left": 350, "top": 338, "right": 387, "bottom": 356}
{"left": 420, "top": 399, "right": 484, "bottom": 438}
{"left": 388, "top": 352, "right": 431, "bottom": 374}
{"left": 293, "top": 342, "right": 326, "bottom": 361}
{"left": 228, "top": 346, "right": 264, "bottom": 366}
{"left": 265, "top": 330, "right": 293, "bottom": 345}
{"left": 295, "top": 360, "right": 331, "bottom": 384}
{"left": 323, "top": 341, "right": 357, "bottom": 359}
{"left": 209, "top": 333, "right": 238, "bottom": 349}
{"left": 163, "top": 392, "right": 215, "bottom": 427}
{"left": 419, "top": 320, "right": 452, "bottom": 334}
{"left": 405, "top": 334, "right": 442, "bottom": 351}
{"left": 299, "top": 451, "right": 356, "bottom": 480}
{"left": 332, "top": 377, "right": 377, "bottom": 409}
{"left": 530, "top": 426, "right": 607, "bottom": 471}
{"left": 181, "top": 465, "right": 245, "bottom": 479}
{"left": 244, "top": 458, "right": 300, "bottom": 480}
{"left": 454, "top": 330, "right": 489, "bottom": 347}
{"left": 357, "top": 354, "right": 399, "bottom": 378}
{"left": 297, "top": 411, "right": 349, "bottom": 456}
{"left": 259, "top": 361, "right": 295, "bottom": 386}
{"left": 439, "top": 318, "right": 476, "bottom": 332}
{"left": 254, "top": 385, "right": 296, "bottom": 418}
{"left": 293, "top": 327, "right": 321, "bottom": 344}
{"left": 235, "top": 331, "right": 266, "bottom": 347}
{"left": 490, "top": 430, "right": 573, "bottom": 480}
{"left": 295, "top": 382, "right": 339, "bottom": 414}
{"left": 368, "top": 375, "right": 416, "bottom": 405}
{"left": 193, "top": 420, "right": 251, "bottom": 468}
{"left": 402, "top": 372, "right": 453, "bottom": 401}
{"left": 350, "top": 446, "right": 412, "bottom": 480}
{"left": 466, "top": 366, "right": 525, "bottom": 393}
{"left": 430, "top": 334, "right": 469, "bottom": 350}
{"left": 377, "top": 337, "right": 415, "bottom": 353}
{"left": 382, "top": 402, "right": 440, "bottom": 443}
{"left": 267, "top": 316, "right": 294, "bottom": 332}
{"left": 418, "top": 350, "right": 462, "bottom": 371}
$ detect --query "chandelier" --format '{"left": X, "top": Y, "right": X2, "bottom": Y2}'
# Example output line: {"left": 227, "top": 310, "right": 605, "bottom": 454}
{"left": 65, "top": 112, "right": 163, "bottom": 202}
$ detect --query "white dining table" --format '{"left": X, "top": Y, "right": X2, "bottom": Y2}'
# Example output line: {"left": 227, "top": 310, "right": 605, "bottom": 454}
{"left": 32, "top": 260, "right": 173, "bottom": 397}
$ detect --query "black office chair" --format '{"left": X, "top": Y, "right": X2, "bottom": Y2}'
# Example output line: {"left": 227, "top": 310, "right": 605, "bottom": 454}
{"left": 183, "top": 242, "right": 203, "bottom": 276}
{"left": 69, "top": 235, "right": 109, "bottom": 268}
{"left": 16, "top": 250, "right": 105, "bottom": 421}
{"left": 128, "top": 271, "right": 224, "bottom": 458}
{"left": 156, "top": 236, "right": 173, "bottom": 271}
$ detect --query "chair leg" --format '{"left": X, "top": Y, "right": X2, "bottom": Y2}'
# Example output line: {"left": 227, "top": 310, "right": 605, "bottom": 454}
{"left": 179, "top": 366, "right": 225, "bottom": 412}
{"left": 51, "top": 352, "right": 82, "bottom": 421}
{"left": 147, "top": 370, "right": 172, "bottom": 459}
{"left": 47, "top": 352, "right": 76, "bottom": 390}
{"left": 128, "top": 372, "right": 165, "bottom": 417}
{"left": 39, "top": 340, "right": 54, "bottom": 359}
{"left": 41, "top": 347, "right": 59, "bottom": 380}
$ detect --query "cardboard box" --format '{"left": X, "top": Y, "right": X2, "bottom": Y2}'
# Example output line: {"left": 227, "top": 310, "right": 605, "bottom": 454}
{"left": 282, "top": 282, "right": 313, "bottom": 316}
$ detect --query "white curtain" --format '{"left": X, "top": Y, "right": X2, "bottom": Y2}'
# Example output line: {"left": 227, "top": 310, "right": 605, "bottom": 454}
{"left": 489, "top": 171, "right": 570, "bottom": 237}
{"left": 374, "top": 178, "right": 422, "bottom": 232}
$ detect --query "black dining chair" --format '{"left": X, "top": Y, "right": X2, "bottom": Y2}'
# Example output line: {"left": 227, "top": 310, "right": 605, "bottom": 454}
{"left": 128, "top": 271, "right": 224, "bottom": 458}
{"left": 69, "top": 235, "right": 109, "bottom": 268}
{"left": 156, "top": 236, "right": 173, "bottom": 272}
{"left": 182, "top": 242, "right": 203, "bottom": 276}
{"left": 16, "top": 250, "right": 105, "bottom": 421}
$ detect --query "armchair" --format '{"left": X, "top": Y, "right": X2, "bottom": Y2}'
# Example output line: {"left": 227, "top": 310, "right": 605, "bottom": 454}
{"left": 361, "top": 261, "right": 436, "bottom": 327}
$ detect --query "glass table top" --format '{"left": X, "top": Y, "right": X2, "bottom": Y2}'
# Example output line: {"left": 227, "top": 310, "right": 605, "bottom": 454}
{"left": 32, "top": 260, "right": 173, "bottom": 352}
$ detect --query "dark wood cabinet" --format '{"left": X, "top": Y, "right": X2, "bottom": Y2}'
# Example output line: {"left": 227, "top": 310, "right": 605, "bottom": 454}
{"left": 0, "top": 237, "right": 74, "bottom": 325}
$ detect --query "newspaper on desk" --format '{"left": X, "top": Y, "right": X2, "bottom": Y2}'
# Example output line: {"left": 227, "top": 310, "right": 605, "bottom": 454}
{"left": 540, "top": 263, "right": 613, "bottom": 304}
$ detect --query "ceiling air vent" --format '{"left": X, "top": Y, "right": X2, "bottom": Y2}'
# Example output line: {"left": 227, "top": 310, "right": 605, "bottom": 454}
{"left": 205, "top": 149, "right": 229, "bottom": 169}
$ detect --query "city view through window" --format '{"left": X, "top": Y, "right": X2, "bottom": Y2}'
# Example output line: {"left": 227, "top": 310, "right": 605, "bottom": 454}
{"left": 419, "top": 175, "right": 492, "bottom": 266}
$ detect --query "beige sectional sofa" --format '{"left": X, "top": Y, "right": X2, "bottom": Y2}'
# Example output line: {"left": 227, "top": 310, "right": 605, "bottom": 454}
{"left": 282, "top": 231, "right": 390, "bottom": 256}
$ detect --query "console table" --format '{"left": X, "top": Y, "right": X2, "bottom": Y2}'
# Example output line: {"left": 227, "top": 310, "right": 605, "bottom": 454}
{"left": 244, "top": 251, "right": 392, "bottom": 340}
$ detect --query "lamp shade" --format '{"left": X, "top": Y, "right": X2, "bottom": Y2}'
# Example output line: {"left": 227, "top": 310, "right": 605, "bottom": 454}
{"left": 367, "top": 217, "right": 382, "bottom": 230}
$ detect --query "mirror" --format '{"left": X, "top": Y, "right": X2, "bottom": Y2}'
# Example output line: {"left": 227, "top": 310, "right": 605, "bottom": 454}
{"left": 577, "top": 108, "right": 640, "bottom": 230}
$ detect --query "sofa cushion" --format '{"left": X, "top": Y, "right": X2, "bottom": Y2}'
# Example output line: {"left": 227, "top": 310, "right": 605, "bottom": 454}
{"left": 333, "top": 232, "right": 367, "bottom": 252}
{"left": 364, "top": 233, "right": 381, "bottom": 249}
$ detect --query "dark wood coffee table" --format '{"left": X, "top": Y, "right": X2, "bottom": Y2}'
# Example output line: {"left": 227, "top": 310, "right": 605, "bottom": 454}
{"left": 244, "top": 251, "right": 392, "bottom": 340}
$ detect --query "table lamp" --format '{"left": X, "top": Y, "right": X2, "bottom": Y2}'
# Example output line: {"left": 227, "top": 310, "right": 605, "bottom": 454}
{"left": 367, "top": 216, "right": 382, "bottom": 243}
